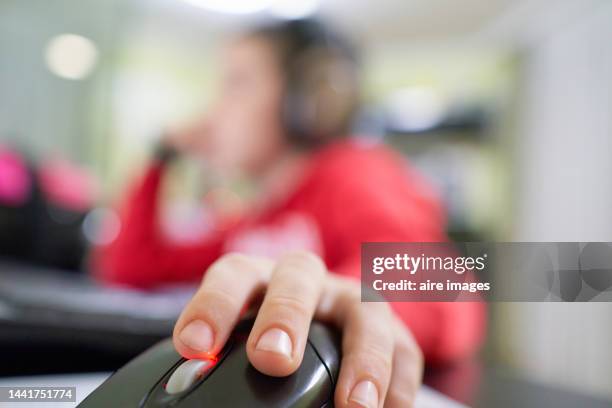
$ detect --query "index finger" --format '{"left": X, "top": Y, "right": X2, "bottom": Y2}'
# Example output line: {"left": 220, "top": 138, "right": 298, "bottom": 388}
{"left": 173, "top": 254, "right": 273, "bottom": 359}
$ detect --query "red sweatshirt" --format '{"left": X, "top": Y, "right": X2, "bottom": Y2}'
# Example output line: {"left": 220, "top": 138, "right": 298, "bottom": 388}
{"left": 94, "top": 140, "right": 485, "bottom": 364}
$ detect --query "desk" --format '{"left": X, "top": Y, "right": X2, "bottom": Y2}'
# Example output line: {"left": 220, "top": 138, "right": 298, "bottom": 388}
{"left": 425, "top": 361, "right": 612, "bottom": 408}
{"left": 472, "top": 368, "right": 612, "bottom": 408}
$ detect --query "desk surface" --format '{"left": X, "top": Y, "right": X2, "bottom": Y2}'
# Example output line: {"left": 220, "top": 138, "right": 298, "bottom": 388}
{"left": 424, "top": 358, "right": 612, "bottom": 408}
{"left": 472, "top": 368, "right": 612, "bottom": 408}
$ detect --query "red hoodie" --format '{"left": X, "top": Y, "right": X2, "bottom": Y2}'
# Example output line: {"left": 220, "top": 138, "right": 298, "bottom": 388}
{"left": 94, "top": 140, "right": 485, "bottom": 364}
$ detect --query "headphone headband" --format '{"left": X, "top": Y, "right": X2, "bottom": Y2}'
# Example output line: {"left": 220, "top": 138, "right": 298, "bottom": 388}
{"left": 250, "top": 19, "right": 360, "bottom": 148}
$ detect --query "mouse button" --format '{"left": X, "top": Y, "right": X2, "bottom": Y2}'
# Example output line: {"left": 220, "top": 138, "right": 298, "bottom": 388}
{"left": 307, "top": 323, "right": 341, "bottom": 382}
{"left": 165, "top": 359, "right": 214, "bottom": 394}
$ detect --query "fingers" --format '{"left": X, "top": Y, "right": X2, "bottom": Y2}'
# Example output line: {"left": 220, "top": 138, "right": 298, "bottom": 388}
{"left": 246, "top": 251, "right": 327, "bottom": 377}
{"left": 320, "top": 276, "right": 422, "bottom": 408}
{"left": 173, "top": 251, "right": 422, "bottom": 408}
{"left": 384, "top": 317, "right": 423, "bottom": 408}
{"left": 334, "top": 301, "right": 395, "bottom": 408}
{"left": 173, "top": 254, "right": 273, "bottom": 359}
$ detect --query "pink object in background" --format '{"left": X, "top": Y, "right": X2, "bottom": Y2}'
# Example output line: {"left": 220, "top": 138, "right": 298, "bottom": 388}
{"left": 38, "top": 158, "right": 98, "bottom": 212}
{"left": 0, "top": 147, "right": 32, "bottom": 206}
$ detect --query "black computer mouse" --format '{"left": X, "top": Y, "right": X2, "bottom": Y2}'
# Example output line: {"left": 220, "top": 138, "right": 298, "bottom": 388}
{"left": 79, "top": 319, "right": 340, "bottom": 407}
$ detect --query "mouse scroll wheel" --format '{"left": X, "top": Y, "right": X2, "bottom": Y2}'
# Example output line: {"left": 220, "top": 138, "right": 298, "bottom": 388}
{"left": 165, "top": 359, "right": 213, "bottom": 394}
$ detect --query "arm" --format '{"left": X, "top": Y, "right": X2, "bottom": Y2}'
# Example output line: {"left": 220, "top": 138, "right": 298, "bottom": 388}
{"left": 92, "top": 159, "right": 228, "bottom": 288}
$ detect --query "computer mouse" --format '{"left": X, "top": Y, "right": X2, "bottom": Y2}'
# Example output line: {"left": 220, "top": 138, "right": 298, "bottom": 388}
{"left": 79, "top": 318, "right": 340, "bottom": 407}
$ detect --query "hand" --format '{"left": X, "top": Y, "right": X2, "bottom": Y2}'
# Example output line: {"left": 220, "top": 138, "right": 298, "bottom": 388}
{"left": 173, "top": 251, "right": 423, "bottom": 407}
{"left": 162, "top": 117, "right": 208, "bottom": 156}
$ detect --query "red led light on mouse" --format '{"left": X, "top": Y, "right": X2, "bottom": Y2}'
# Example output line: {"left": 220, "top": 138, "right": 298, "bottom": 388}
{"left": 190, "top": 351, "right": 218, "bottom": 362}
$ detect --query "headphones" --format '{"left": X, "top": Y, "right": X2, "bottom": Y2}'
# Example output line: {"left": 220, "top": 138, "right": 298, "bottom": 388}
{"left": 255, "top": 19, "right": 361, "bottom": 148}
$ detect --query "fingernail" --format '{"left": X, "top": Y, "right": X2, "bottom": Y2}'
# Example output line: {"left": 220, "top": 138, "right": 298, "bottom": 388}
{"left": 255, "top": 328, "right": 292, "bottom": 358}
{"left": 349, "top": 380, "right": 378, "bottom": 408}
{"left": 179, "top": 320, "right": 214, "bottom": 352}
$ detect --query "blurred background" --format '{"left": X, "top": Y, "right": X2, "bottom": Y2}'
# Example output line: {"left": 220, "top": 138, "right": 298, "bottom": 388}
{"left": 1, "top": 0, "right": 611, "bottom": 405}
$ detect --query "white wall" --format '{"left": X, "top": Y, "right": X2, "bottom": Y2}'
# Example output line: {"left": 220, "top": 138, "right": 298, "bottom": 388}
{"left": 511, "top": 0, "right": 612, "bottom": 398}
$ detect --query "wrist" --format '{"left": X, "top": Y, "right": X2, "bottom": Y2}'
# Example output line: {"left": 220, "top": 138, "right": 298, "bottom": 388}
{"left": 154, "top": 139, "right": 179, "bottom": 163}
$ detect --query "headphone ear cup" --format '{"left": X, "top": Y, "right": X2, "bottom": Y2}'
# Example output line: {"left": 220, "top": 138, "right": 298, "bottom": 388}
{"left": 282, "top": 82, "right": 309, "bottom": 144}
{"left": 282, "top": 49, "right": 359, "bottom": 147}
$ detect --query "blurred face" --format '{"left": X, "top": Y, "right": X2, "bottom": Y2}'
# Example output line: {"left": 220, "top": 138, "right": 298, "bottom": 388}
{"left": 200, "top": 36, "right": 288, "bottom": 175}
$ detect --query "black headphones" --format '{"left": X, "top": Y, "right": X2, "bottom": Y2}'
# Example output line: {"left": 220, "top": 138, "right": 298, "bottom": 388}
{"left": 254, "top": 19, "right": 361, "bottom": 148}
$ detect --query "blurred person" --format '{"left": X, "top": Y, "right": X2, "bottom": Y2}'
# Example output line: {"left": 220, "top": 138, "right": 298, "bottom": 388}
{"left": 94, "top": 19, "right": 484, "bottom": 407}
